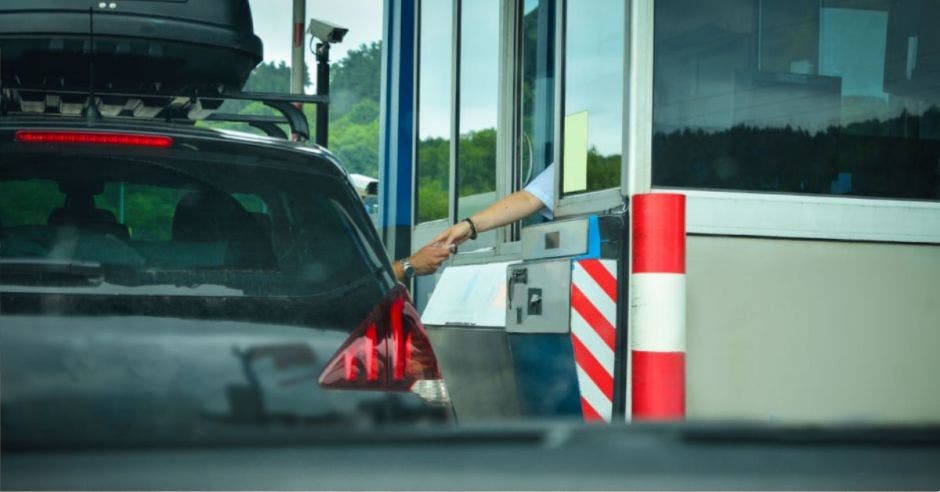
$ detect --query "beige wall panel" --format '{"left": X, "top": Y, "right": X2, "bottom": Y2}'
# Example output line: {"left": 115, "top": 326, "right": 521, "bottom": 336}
{"left": 685, "top": 235, "right": 940, "bottom": 423}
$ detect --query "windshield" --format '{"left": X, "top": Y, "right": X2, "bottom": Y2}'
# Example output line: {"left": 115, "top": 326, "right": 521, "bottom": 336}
{"left": 3, "top": 2, "right": 940, "bottom": 489}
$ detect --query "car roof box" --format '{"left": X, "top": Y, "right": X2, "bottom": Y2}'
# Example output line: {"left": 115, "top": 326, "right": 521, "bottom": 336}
{"left": 0, "top": 0, "right": 263, "bottom": 92}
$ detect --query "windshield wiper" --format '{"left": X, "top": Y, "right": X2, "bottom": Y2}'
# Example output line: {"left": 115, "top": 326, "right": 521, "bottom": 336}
{"left": 0, "top": 259, "right": 104, "bottom": 286}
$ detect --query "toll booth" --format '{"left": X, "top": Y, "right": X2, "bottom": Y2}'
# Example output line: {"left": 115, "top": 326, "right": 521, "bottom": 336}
{"left": 379, "top": 0, "right": 940, "bottom": 424}
{"left": 421, "top": 215, "right": 627, "bottom": 422}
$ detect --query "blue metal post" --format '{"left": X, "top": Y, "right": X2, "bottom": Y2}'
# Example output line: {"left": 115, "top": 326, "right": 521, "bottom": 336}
{"left": 378, "top": 0, "right": 417, "bottom": 260}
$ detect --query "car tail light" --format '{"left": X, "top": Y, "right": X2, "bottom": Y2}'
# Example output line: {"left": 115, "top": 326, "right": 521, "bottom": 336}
{"left": 318, "top": 285, "right": 449, "bottom": 404}
{"left": 15, "top": 130, "right": 173, "bottom": 148}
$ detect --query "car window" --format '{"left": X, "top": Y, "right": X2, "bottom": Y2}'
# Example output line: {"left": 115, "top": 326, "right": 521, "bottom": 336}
{"left": 0, "top": 148, "right": 380, "bottom": 297}
{"left": 93, "top": 183, "right": 188, "bottom": 241}
{"left": 0, "top": 179, "right": 63, "bottom": 228}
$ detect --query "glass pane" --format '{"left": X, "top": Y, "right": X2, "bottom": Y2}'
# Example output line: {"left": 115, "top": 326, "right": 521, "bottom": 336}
{"left": 2, "top": 148, "right": 377, "bottom": 293}
{"left": 456, "top": 0, "right": 500, "bottom": 237}
{"left": 653, "top": 0, "right": 940, "bottom": 200}
{"left": 95, "top": 184, "right": 186, "bottom": 241}
{"left": 561, "top": 0, "right": 625, "bottom": 195}
{"left": 416, "top": 0, "right": 453, "bottom": 223}
{"left": 520, "top": 0, "right": 556, "bottom": 188}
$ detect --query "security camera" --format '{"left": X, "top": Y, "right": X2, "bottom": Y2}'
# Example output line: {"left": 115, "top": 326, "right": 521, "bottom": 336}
{"left": 307, "top": 18, "right": 348, "bottom": 44}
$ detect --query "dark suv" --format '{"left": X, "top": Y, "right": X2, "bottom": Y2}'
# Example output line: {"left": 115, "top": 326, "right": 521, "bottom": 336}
{"left": 0, "top": 118, "right": 453, "bottom": 451}
{"left": 0, "top": 119, "right": 453, "bottom": 451}
{"left": 0, "top": 0, "right": 451, "bottom": 453}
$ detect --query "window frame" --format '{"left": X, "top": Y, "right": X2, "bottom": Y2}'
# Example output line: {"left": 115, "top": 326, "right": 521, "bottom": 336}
{"left": 552, "top": 0, "right": 630, "bottom": 219}
{"left": 640, "top": 0, "right": 940, "bottom": 245}
{"left": 657, "top": 188, "right": 940, "bottom": 244}
{"left": 411, "top": 0, "right": 456, "bottom": 229}
{"left": 444, "top": 0, "right": 508, "bottom": 253}
{"left": 411, "top": 0, "right": 518, "bottom": 264}
{"left": 414, "top": 0, "right": 940, "bottom": 250}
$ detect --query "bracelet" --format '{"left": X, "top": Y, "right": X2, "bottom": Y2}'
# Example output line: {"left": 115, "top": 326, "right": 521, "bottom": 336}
{"left": 462, "top": 217, "right": 478, "bottom": 240}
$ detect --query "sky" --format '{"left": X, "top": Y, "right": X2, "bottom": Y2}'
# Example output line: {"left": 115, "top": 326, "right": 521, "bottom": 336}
{"left": 417, "top": 0, "right": 454, "bottom": 139}
{"left": 418, "top": 0, "right": 624, "bottom": 153}
{"left": 249, "top": 0, "right": 384, "bottom": 89}
{"left": 247, "top": 0, "right": 623, "bottom": 152}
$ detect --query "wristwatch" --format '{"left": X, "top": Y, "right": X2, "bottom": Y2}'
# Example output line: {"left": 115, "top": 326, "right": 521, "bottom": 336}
{"left": 401, "top": 258, "right": 416, "bottom": 279}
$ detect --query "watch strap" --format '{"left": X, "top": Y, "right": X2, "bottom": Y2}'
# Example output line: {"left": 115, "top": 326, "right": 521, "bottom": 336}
{"left": 401, "top": 258, "right": 416, "bottom": 279}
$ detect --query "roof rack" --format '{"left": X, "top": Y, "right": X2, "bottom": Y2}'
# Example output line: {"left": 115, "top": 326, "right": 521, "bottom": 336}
{"left": 0, "top": 86, "right": 327, "bottom": 145}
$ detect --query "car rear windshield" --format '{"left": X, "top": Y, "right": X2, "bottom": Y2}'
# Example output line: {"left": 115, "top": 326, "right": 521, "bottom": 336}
{"left": 0, "top": 138, "right": 383, "bottom": 298}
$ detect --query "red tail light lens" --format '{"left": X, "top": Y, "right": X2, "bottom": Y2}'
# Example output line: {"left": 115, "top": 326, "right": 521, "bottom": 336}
{"left": 318, "top": 285, "right": 444, "bottom": 394}
{"left": 15, "top": 130, "right": 173, "bottom": 148}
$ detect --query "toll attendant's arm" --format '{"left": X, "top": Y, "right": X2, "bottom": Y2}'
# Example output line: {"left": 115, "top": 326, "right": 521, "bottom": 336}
{"left": 431, "top": 190, "right": 545, "bottom": 248}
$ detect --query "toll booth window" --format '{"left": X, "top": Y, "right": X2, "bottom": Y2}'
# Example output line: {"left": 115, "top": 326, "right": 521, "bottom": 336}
{"left": 652, "top": 0, "right": 940, "bottom": 200}
{"left": 456, "top": 0, "right": 500, "bottom": 243}
{"left": 560, "top": 0, "right": 625, "bottom": 196}
{"left": 415, "top": 0, "right": 453, "bottom": 223}
{"left": 520, "top": 0, "right": 556, "bottom": 195}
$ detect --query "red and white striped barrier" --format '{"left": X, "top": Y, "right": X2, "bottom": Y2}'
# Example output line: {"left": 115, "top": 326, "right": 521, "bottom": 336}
{"left": 570, "top": 258, "right": 618, "bottom": 422}
{"left": 630, "top": 193, "right": 686, "bottom": 421}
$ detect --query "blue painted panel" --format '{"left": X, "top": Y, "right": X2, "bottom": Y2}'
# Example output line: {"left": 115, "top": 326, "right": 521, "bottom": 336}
{"left": 379, "top": 0, "right": 416, "bottom": 231}
{"left": 572, "top": 215, "right": 601, "bottom": 260}
{"left": 394, "top": 0, "right": 415, "bottom": 227}
{"left": 379, "top": 0, "right": 394, "bottom": 232}
{"left": 507, "top": 333, "right": 581, "bottom": 418}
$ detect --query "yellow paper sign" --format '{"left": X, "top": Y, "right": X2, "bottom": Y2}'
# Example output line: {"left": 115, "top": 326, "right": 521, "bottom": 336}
{"left": 563, "top": 111, "right": 589, "bottom": 193}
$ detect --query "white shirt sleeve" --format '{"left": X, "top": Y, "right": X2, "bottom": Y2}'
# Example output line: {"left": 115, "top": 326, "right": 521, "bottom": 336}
{"left": 523, "top": 162, "right": 555, "bottom": 220}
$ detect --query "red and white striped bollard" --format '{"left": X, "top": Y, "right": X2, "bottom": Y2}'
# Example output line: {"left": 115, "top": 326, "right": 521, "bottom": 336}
{"left": 630, "top": 193, "right": 686, "bottom": 420}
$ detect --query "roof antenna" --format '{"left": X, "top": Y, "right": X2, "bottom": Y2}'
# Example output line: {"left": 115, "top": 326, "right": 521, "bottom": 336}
{"left": 85, "top": 6, "right": 101, "bottom": 123}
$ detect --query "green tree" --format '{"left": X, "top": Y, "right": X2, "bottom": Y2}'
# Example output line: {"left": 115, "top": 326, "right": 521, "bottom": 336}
{"left": 416, "top": 136, "right": 451, "bottom": 222}
{"left": 586, "top": 148, "right": 621, "bottom": 191}
{"left": 219, "top": 61, "right": 309, "bottom": 115}
{"left": 244, "top": 60, "right": 310, "bottom": 93}
{"left": 330, "top": 41, "right": 383, "bottom": 117}
{"left": 205, "top": 43, "right": 386, "bottom": 177}
{"left": 457, "top": 129, "right": 497, "bottom": 196}
{"left": 328, "top": 99, "right": 381, "bottom": 176}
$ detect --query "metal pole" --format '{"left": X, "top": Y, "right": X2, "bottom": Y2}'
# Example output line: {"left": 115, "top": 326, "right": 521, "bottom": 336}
{"left": 290, "top": 0, "right": 306, "bottom": 95}
{"left": 290, "top": 0, "right": 306, "bottom": 142}
{"left": 315, "top": 42, "right": 330, "bottom": 147}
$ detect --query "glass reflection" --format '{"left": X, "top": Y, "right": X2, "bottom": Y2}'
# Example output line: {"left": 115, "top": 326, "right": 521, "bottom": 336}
{"left": 520, "top": 0, "right": 555, "bottom": 188}
{"left": 519, "top": 0, "right": 556, "bottom": 227}
{"left": 456, "top": 0, "right": 500, "bottom": 241}
{"left": 653, "top": 0, "right": 940, "bottom": 200}
{"left": 561, "top": 0, "right": 624, "bottom": 195}
{"left": 416, "top": 0, "right": 453, "bottom": 223}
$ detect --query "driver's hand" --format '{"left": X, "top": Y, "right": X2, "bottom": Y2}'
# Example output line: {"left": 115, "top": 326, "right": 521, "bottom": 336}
{"left": 408, "top": 243, "right": 452, "bottom": 275}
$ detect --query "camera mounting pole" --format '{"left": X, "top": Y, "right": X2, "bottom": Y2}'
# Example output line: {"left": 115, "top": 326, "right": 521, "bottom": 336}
{"left": 306, "top": 18, "right": 348, "bottom": 148}
{"left": 315, "top": 41, "right": 330, "bottom": 148}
